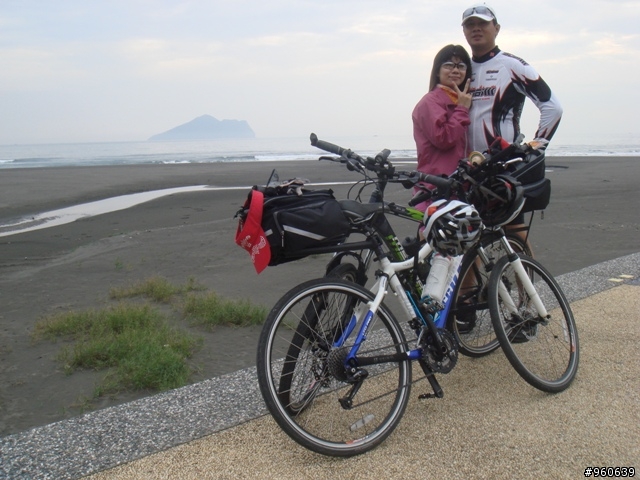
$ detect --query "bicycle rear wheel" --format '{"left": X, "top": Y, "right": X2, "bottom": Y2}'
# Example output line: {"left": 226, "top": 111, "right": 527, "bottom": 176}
{"left": 450, "top": 232, "right": 530, "bottom": 357}
{"left": 256, "top": 278, "right": 412, "bottom": 457}
{"left": 326, "top": 262, "right": 360, "bottom": 283}
{"left": 488, "top": 254, "right": 579, "bottom": 392}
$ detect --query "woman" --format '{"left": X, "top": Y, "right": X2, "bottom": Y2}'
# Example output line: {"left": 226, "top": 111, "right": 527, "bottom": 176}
{"left": 412, "top": 44, "right": 472, "bottom": 207}
{"left": 412, "top": 45, "right": 477, "bottom": 332}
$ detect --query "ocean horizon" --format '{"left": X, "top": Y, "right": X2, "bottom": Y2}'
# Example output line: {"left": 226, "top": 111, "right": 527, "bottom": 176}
{"left": 1, "top": 134, "right": 639, "bottom": 169}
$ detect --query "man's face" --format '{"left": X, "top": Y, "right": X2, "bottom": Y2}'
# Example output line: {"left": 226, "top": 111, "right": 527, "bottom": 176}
{"left": 463, "top": 18, "right": 500, "bottom": 55}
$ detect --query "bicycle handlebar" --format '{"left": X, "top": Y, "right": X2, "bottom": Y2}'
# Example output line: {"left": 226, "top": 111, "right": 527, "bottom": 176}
{"left": 310, "top": 133, "right": 358, "bottom": 159}
{"left": 309, "top": 132, "right": 542, "bottom": 216}
{"left": 310, "top": 133, "right": 391, "bottom": 169}
{"left": 311, "top": 132, "right": 458, "bottom": 202}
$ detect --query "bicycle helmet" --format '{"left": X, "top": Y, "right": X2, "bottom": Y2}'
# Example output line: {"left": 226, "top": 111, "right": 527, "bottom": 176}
{"left": 423, "top": 200, "right": 483, "bottom": 256}
{"left": 468, "top": 174, "right": 525, "bottom": 227}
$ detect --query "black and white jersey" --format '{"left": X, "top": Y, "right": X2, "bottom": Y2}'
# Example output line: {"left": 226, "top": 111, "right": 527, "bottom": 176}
{"left": 468, "top": 47, "right": 562, "bottom": 153}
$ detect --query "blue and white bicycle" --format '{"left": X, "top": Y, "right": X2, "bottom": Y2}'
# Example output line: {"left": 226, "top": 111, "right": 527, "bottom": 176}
{"left": 255, "top": 136, "right": 579, "bottom": 456}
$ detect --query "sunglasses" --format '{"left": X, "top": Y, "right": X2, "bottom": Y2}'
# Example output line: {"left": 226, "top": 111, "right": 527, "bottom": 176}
{"left": 462, "top": 6, "right": 496, "bottom": 21}
{"left": 441, "top": 62, "right": 468, "bottom": 71}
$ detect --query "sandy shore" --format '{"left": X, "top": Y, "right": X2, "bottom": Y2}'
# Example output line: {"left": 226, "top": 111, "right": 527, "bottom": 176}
{"left": 0, "top": 156, "right": 639, "bottom": 436}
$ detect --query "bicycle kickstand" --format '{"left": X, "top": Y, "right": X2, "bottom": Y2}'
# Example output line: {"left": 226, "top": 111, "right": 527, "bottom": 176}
{"left": 418, "top": 360, "right": 444, "bottom": 400}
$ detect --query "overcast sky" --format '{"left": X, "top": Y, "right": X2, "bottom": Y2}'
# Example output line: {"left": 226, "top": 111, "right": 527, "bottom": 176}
{"left": 1, "top": 0, "right": 639, "bottom": 146}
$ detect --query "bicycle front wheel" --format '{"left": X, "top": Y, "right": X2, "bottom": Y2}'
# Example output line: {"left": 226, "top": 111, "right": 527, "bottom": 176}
{"left": 488, "top": 255, "right": 579, "bottom": 392}
{"left": 451, "top": 232, "right": 530, "bottom": 357}
{"left": 256, "top": 278, "right": 412, "bottom": 457}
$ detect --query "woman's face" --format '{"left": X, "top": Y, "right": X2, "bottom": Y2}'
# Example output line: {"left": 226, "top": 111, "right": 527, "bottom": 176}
{"left": 438, "top": 56, "right": 468, "bottom": 88}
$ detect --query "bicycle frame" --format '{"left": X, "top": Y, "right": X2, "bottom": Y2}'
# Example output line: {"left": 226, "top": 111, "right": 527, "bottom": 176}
{"left": 336, "top": 226, "right": 526, "bottom": 370}
{"left": 338, "top": 240, "right": 452, "bottom": 366}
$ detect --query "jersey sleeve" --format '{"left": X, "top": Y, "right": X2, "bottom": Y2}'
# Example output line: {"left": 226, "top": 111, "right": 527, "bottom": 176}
{"left": 511, "top": 61, "right": 563, "bottom": 149}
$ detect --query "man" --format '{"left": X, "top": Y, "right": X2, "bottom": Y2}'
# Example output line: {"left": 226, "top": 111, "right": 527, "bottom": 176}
{"left": 461, "top": 4, "right": 562, "bottom": 153}
{"left": 455, "top": 5, "right": 561, "bottom": 340}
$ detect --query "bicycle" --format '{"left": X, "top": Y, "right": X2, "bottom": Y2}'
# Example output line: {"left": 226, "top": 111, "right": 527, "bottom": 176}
{"left": 255, "top": 135, "right": 579, "bottom": 456}
{"left": 314, "top": 134, "right": 530, "bottom": 358}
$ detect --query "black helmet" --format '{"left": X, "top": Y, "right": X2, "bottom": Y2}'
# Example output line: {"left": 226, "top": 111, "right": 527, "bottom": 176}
{"left": 468, "top": 174, "right": 524, "bottom": 227}
{"left": 423, "top": 200, "right": 483, "bottom": 255}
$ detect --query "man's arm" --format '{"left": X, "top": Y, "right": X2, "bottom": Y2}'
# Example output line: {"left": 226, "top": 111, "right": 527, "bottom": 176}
{"left": 513, "top": 62, "right": 563, "bottom": 149}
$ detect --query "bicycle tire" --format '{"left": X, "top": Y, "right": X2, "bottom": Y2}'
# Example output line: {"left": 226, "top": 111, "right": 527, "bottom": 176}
{"left": 326, "top": 262, "right": 360, "bottom": 283}
{"left": 256, "top": 278, "right": 412, "bottom": 456}
{"left": 450, "top": 232, "right": 530, "bottom": 357}
{"left": 488, "top": 254, "right": 579, "bottom": 392}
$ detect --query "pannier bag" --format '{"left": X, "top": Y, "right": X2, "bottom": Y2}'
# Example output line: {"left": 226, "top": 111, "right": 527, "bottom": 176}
{"left": 236, "top": 185, "right": 351, "bottom": 273}
{"left": 507, "top": 149, "right": 551, "bottom": 213}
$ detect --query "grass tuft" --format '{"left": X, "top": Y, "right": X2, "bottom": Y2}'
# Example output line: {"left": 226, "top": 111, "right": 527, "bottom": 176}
{"left": 33, "top": 303, "right": 201, "bottom": 396}
{"left": 183, "top": 292, "right": 267, "bottom": 328}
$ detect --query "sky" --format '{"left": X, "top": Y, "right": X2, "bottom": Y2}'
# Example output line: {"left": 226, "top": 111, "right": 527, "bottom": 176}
{"left": 1, "top": 0, "right": 639, "bottom": 146}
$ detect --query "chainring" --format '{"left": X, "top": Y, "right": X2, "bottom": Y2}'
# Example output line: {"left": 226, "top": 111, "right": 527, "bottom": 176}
{"left": 422, "top": 328, "right": 459, "bottom": 374}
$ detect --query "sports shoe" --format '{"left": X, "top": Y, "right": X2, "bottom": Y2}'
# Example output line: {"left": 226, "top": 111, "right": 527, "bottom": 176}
{"left": 455, "top": 307, "right": 477, "bottom": 334}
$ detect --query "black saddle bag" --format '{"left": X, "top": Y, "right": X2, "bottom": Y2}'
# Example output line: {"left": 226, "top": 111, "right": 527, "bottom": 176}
{"left": 509, "top": 150, "right": 551, "bottom": 213}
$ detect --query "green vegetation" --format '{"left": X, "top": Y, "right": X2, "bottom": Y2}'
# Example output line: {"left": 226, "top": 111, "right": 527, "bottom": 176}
{"left": 184, "top": 291, "right": 268, "bottom": 328}
{"left": 32, "top": 276, "right": 267, "bottom": 405}
{"left": 33, "top": 303, "right": 201, "bottom": 395}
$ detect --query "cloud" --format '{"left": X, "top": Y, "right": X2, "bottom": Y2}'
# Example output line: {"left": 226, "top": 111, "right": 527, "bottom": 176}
{"left": 1, "top": 0, "right": 639, "bottom": 144}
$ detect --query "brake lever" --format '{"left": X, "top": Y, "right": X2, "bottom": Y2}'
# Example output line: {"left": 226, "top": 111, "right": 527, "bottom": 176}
{"left": 394, "top": 171, "right": 420, "bottom": 189}
{"left": 408, "top": 190, "right": 432, "bottom": 207}
{"left": 346, "top": 159, "right": 364, "bottom": 172}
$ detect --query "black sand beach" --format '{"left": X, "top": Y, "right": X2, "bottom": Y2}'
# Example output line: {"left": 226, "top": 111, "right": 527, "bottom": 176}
{"left": 0, "top": 156, "right": 639, "bottom": 436}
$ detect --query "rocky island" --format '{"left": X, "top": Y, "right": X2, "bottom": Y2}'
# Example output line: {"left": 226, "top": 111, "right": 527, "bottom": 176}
{"left": 148, "top": 115, "right": 255, "bottom": 141}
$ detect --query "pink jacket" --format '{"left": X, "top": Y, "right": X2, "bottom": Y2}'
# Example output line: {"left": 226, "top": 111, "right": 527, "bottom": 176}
{"left": 412, "top": 87, "right": 470, "bottom": 178}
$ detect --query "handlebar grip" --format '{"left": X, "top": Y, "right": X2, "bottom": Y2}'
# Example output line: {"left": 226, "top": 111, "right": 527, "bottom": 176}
{"left": 418, "top": 173, "right": 453, "bottom": 190}
{"left": 310, "top": 133, "right": 350, "bottom": 157}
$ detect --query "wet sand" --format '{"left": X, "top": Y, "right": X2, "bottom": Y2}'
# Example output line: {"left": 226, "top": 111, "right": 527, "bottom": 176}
{"left": 0, "top": 156, "right": 638, "bottom": 436}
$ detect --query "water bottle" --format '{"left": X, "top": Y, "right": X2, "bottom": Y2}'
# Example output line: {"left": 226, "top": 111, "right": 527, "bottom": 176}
{"left": 423, "top": 254, "right": 451, "bottom": 303}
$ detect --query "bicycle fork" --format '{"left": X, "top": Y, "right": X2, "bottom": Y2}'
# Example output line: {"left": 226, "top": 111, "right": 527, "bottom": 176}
{"left": 497, "top": 238, "right": 548, "bottom": 318}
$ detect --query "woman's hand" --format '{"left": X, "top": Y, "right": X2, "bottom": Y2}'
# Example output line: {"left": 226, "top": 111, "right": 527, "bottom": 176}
{"left": 454, "top": 79, "right": 472, "bottom": 109}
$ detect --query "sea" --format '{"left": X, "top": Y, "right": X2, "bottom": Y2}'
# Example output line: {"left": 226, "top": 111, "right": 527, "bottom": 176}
{"left": 1, "top": 134, "right": 639, "bottom": 170}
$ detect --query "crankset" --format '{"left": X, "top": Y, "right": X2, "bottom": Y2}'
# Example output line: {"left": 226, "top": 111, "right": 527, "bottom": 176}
{"left": 421, "top": 328, "right": 459, "bottom": 374}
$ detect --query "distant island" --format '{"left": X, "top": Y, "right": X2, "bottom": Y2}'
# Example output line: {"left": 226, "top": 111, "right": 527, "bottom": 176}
{"left": 148, "top": 115, "right": 255, "bottom": 141}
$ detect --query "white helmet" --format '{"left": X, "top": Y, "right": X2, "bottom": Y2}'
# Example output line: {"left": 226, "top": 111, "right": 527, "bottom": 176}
{"left": 424, "top": 200, "right": 483, "bottom": 255}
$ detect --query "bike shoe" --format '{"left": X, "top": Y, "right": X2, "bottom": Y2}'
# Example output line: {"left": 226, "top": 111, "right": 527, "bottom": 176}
{"left": 455, "top": 308, "right": 477, "bottom": 334}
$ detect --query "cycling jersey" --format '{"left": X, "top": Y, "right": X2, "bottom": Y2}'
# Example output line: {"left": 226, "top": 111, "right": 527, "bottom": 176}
{"left": 468, "top": 47, "right": 562, "bottom": 153}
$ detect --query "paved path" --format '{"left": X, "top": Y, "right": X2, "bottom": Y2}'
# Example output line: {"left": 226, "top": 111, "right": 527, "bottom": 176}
{"left": 2, "top": 253, "right": 639, "bottom": 479}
